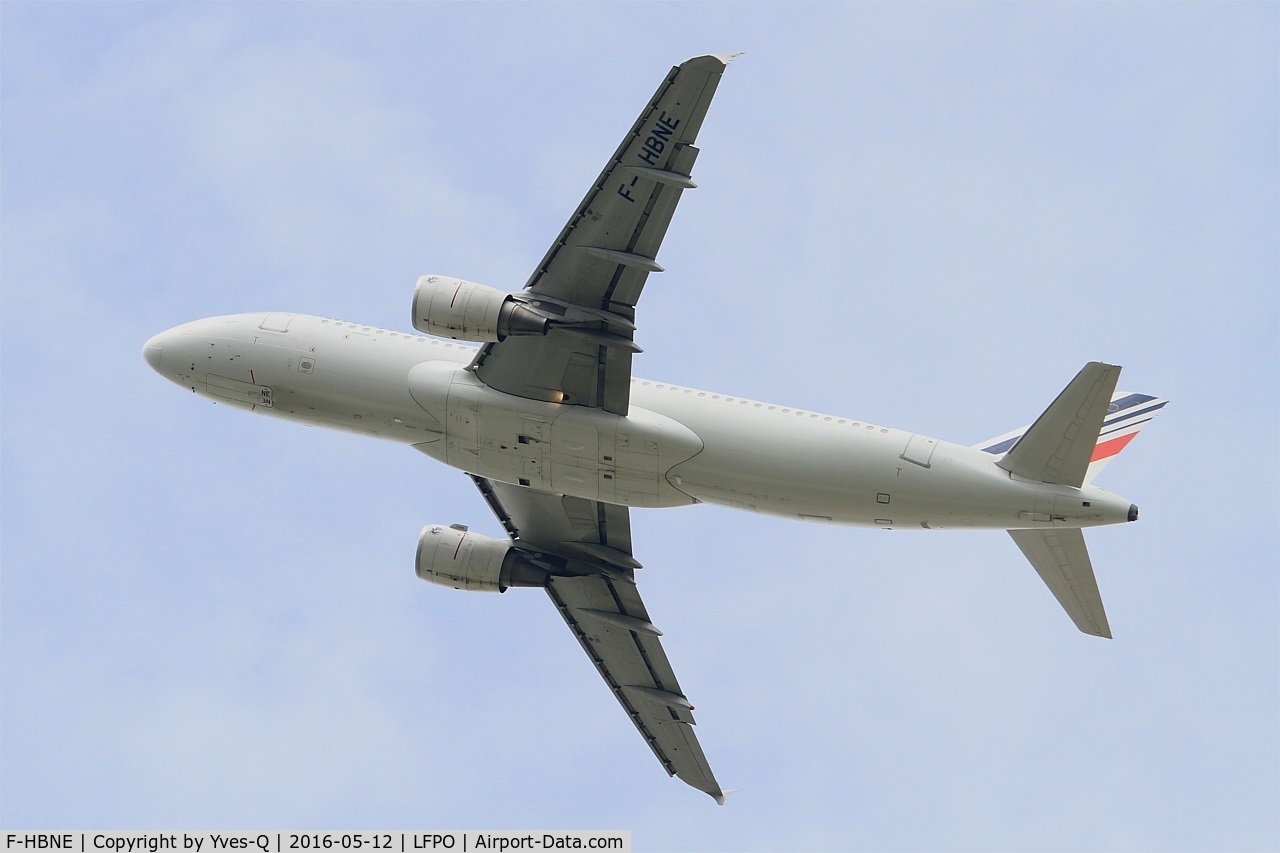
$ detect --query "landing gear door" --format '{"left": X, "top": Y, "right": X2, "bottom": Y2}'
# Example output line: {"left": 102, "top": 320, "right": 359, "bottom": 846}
{"left": 520, "top": 416, "right": 548, "bottom": 485}
{"left": 550, "top": 415, "right": 600, "bottom": 498}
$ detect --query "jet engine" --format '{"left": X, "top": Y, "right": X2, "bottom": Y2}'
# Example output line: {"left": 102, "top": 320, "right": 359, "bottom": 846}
{"left": 416, "top": 523, "right": 549, "bottom": 592}
{"left": 412, "top": 275, "right": 553, "bottom": 342}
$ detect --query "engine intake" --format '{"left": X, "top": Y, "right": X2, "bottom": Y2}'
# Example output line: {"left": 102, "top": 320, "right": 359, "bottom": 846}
{"left": 412, "top": 275, "right": 552, "bottom": 342}
{"left": 416, "top": 524, "right": 549, "bottom": 592}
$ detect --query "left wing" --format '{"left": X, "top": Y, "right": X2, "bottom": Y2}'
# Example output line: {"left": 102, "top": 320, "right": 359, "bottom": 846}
{"left": 471, "top": 54, "right": 735, "bottom": 415}
{"left": 470, "top": 475, "right": 725, "bottom": 802}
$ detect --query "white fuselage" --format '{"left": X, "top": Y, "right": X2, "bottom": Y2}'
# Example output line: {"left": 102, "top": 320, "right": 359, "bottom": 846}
{"left": 144, "top": 313, "right": 1135, "bottom": 531}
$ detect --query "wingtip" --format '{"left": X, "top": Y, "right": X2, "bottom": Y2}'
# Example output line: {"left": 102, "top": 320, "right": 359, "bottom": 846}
{"left": 688, "top": 52, "right": 744, "bottom": 67}
{"left": 711, "top": 787, "right": 738, "bottom": 805}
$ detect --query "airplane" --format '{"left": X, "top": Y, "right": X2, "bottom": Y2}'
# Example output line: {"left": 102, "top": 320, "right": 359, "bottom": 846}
{"left": 143, "top": 53, "right": 1167, "bottom": 803}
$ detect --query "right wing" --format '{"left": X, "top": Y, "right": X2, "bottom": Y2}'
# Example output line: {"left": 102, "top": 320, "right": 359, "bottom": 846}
{"left": 470, "top": 476, "right": 725, "bottom": 802}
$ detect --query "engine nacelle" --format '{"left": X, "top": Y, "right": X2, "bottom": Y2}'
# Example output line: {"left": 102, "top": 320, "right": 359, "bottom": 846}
{"left": 412, "top": 275, "right": 552, "bottom": 342}
{"left": 416, "top": 524, "right": 549, "bottom": 592}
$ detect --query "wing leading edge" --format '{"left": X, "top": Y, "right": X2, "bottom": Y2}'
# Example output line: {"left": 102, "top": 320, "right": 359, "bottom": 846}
{"left": 470, "top": 476, "right": 725, "bottom": 802}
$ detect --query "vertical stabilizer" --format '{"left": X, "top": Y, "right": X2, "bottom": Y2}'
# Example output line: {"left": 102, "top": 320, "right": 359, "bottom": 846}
{"left": 1083, "top": 393, "right": 1170, "bottom": 485}
{"left": 974, "top": 390, "right": 1169, "bottom": 485}
{"left": 1009, "top": 528, "right": 1111, "bottom": 638}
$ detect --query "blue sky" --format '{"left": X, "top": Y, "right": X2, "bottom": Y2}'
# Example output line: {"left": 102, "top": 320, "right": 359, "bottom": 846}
{"left": 2, "top": 3, "right": 1277, "bottom": 850}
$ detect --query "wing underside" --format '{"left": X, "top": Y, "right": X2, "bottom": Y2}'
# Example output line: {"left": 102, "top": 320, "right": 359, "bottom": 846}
{"left": 470, "top": 476, "right": 724, "bottom": 802}
{"left": 471, "top": 54, "right": 734, "bottom": 416}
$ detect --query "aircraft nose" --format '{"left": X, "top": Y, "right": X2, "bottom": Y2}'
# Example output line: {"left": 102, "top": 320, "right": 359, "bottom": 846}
{"left": 142, "top": 333, "right": 164, "bottom": 373}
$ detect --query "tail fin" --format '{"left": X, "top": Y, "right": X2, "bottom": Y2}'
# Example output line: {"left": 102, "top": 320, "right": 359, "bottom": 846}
{"left": 974, "top": 383, "right": 1169, "bottom": 486}
{"left": 1084, "top": 392, "right": 1171, "bottom": 484}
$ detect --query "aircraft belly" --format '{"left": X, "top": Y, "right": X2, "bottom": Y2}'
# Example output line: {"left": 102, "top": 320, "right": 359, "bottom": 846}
{"left": 262, "top": 337, "right": 443, "bottom": 441}
{"left": 413, "top": 366, "right": 701, "bottom": 508}
{"left": 219, "top": 319, "right": 1101, "bottom": 528}
{"left": 646, "top": 390, "right": 1043, "bottom": 530}
{"left": 669, "top": 438, "right": 1035, "bottom": 529}
{"left": 669, "top": 435, "right": 903, "bottom": 524}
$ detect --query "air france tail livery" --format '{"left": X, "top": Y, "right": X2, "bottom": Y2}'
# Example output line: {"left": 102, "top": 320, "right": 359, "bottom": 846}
{"left": 143, "top": 54, "right": 1167, "bottom": 803}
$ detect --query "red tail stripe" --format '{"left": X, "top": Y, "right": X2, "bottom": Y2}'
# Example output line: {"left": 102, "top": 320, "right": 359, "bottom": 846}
{"left": 1091, "top": 432, "right": 1137, "bottom": 462}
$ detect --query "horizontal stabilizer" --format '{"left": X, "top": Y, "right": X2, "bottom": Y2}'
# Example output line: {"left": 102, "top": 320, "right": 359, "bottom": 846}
{"left": 1009, "top": 528, "right": 1111, "bottom": 638}
{"left": 996, "top": 362, "right": 1120, "bottom": 488}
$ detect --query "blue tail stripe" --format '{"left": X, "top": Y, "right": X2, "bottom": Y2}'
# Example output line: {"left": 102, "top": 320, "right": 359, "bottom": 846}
{"left": 1103, "top": 400, "right": 1166, "bottom": 429}
{"left": 1099, "top": 415, "right": 1157, "bottom": 439}
{"left": 1109, "top": 393, "right": 1156, "bottom": 411}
